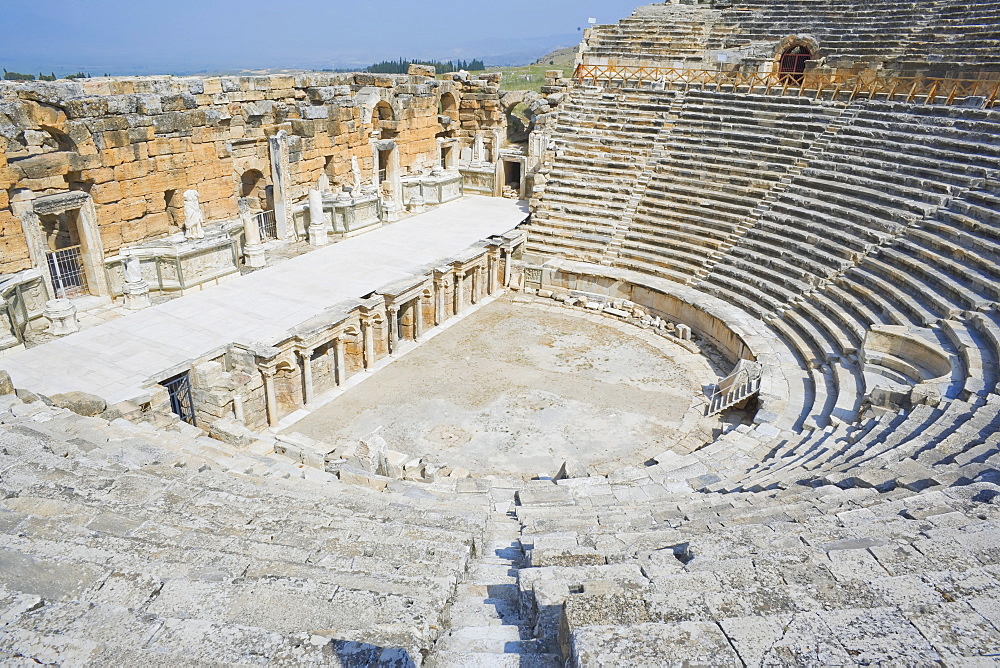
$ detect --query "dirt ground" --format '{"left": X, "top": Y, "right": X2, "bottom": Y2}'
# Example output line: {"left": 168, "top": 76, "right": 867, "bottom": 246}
{"left": 285, "top": 298, "right": 719, "bottom": 477}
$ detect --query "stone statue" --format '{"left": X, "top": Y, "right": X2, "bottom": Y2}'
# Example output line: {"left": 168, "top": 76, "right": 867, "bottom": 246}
{"left": 183, "top": 189, "right": 205, "bottom": 240}
{"left": 123, "top": 254, "right": 142, "bottom": 283}
{"left": 318, "top": 172, "right": 331, "bottom": 195}
{"left": 351, "top": 156, "right": 363, "bottom": 193}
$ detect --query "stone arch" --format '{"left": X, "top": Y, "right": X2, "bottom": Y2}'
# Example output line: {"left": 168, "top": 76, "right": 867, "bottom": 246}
{"left": 239, "top": 168, "right": 270, "bottom": 211}
{"left": 371, "top": 101, "right": 395, "bottom": 124}
{"left": 37, "top": 125, "right": 76, "bottom": 153}
{"left": 439, "top": 92, "right": 459, "bottom": 122}
{"left": 773, "top": 36, "right": 820, "bottom": 83}
{"left": 501, "top": 91, "right": 542, "bottom": 143}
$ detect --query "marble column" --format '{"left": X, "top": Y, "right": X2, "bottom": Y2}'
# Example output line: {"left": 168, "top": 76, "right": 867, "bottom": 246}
{"left": 268, "top": 130, "right": 292, "bottom": 240}
{"left": 262, "top": 369, "right": 279, "bottom": 428}
{"left": 362, "top": 318, "right": 375, "bottom": 369}
{"left": 334, "top": 337, "right": 346, "bottom": 386}
{"left": 454, "top": 271, "right": 465, "bottom": 314}
{"left": 387, "top": 305, "right": 399, "bottom": 354}
{"left": 434, "top": 277, "right": 447, "bottom": 326}
{"left": 308, "top": 188, "right": 327, "bottom": 247}
{"left": 502, "top": 249, "right": 512, "bottom": 288}
{"left": 413, "top": 296, "right": 424, "bottom": 339}
{"left": 301, "top": 350, "right": 314, "bottom": 405}
{"left": 487, "top": 252, "right": 496, "bottom": 295}
{"left": 240, "top": 197, "right": 266, "bottom": 268}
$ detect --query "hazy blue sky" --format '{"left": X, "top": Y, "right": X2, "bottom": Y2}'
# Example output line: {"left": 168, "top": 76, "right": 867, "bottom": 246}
{"left": 1, "top": 0, "right": 644, "bottom": 75}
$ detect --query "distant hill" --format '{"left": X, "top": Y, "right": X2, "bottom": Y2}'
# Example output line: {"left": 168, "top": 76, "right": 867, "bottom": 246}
{"left": 532, "top": 46, "right": 577, "bottom": 68}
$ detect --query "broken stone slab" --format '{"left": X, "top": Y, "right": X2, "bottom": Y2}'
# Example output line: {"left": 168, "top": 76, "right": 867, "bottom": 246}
{"left": 554, "top": 460, "right": 590, "bottom": 480}
{"left": 338, "top": 464, "right": 391, "bottom": 491}
{"left": 0, "top": 371, "right": 12, "bottom": 395}
{"left": 209, "top": 417, "right": 256, "bottom": 449}
{"left": 603, "top": 306, "right": 631, "bottom": 318}
{"left": 48, "top": 391, "right": 107, "bottom": 417}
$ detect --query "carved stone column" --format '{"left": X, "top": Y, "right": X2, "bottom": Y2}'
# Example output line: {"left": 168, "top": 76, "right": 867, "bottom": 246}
{"left": 488, "top": 248, "right": 501, "bottom": 295}
{"left": 334, "top": 337, "right": 346, "bottom": 386}
{"left": 261, "top": 367, "right": 279, "bottom": 428}
{"left": 434, "top": 274, "right": 447, "bottom": 326}
{"left": 454, "top": 270, "right": 465, "bottom": 315}
{"left": 413, "top": 296, "right": 424, "bottom": 340}
{"left": 240, "top": 197, "right": 266, "bottom": 268}
{"left": 361, "top": 316, "right": 375, "bottom": 370}
{"left": 307, "top": 188, "right": 327, "bottom": 247}
{"left": 300, "top": 349, "right": 314, "bottom": 405}
{"left": 268, "top": 130, "right": 292, "bottom": 240}
{"left": 387, "top": 304, "right": 399, "bottom": 355}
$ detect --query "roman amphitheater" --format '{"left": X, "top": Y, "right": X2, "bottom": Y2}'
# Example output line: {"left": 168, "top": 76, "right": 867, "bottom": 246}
{"left": 0, "top": 0, "right": 999, "bottom": 664}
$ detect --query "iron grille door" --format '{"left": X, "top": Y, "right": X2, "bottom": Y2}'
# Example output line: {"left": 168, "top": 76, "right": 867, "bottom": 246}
{"left": 162, "top": 372, "right": 196, "bottom": 426}
{"left": 46, "top": 245, "right": 88, "bottom": 298}
{"left": 255, "top": 210, "right": 277, "bottom": 240}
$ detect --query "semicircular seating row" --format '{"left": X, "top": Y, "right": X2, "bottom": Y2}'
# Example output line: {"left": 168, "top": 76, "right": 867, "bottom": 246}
{"left": 527, "top": 84, "right": 1000, "bottom": 495}
{"left": 581, "top": 0, "right": 1000, "bottom": 70}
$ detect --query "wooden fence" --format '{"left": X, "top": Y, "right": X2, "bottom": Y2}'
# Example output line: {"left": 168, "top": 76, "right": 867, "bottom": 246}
{"left": 573, "top": 64, "right": 1000, "bottom": 107}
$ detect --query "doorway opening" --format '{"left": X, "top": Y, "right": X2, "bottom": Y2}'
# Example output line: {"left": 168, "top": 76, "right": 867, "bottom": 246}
{"left": 39, "top": 210, "right": 88, "bottom": 299}
{"left": 503, "top": 160, "right": 522, "bottom": 198}
{"left": 778, "top": 45, "right": 812, "bottom": 84}
{"left": 162, "top": 371, "right": 197, "bottom": 426}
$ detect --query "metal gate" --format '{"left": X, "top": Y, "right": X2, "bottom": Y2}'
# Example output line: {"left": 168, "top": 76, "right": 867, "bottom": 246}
{"left": 45, "top": 245, "right": 88, "bottom": 299}
{"left": 779, "top": 47, "right": 811, "bottom": 85}
{"left": 162, "top": 372, "right": 197, "bottom": 426}
{"left": 255, "top": 210, "right": 277, "bottom": 240}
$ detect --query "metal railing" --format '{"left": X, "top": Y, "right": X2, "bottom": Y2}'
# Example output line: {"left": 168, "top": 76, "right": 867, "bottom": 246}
{"left": 573, "top": 64, "right": 1000, "bottom": 108}
{"left": 162, "top": 371, "right": 196, "bottom": 425}
{"left": 45, "top": 245, "right": 88, "bottom": 299}
{"left": 255, "top": 209, "right": 277, "bottom": 240}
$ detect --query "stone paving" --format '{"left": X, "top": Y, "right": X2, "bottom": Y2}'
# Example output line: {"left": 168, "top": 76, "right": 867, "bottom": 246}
{"left": 0, "top": 196, "right": 527, "bottom": 405}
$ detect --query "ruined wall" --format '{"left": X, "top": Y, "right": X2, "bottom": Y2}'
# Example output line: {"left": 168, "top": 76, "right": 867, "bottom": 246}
{"left": 0, "top": 71, "right": 501, "bottom": 274}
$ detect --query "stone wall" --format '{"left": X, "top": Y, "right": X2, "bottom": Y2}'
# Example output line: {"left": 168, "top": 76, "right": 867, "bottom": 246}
{"left": 0, "top": 71, "right": 506, "bottom": 275}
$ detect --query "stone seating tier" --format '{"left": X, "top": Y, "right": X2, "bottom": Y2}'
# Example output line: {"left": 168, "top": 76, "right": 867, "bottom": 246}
{"left": 513, "top": 469, "right": 1000, "bottom": 664}
{"left": 0, "top": 394, "right": 488, "bottom": 664}
{"left": 527, "top": 88, "right": 675, "bottom": 261}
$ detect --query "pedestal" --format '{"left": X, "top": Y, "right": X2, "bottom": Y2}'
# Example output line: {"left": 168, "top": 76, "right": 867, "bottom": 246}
{"left": 308, "top": 223, "right": 328, "bottom": 247}
{"left": 384, "top": 199, "right": 400, "bottom": 223}
{"left": 44, "top": 299, "right": 80, "bottom": 336}
{"left": 123, "top": 279, "right": 151, "bottom": 310}
{"left": 245, "top": 244, "right": 267, "bottom": 268}
{"left": 408, "top": 195, "right": 426, "bottom": 214}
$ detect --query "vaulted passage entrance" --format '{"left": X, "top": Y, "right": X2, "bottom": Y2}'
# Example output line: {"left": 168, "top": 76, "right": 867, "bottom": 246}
{"left": 778, "top": 45, "right": 812, "bottom": 84}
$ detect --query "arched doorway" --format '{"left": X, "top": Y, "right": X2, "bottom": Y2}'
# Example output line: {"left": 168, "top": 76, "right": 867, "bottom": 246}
{"left": 778, "top": 45, "right": 812, "bottom": 84}
{"left": 240, "top": 169, "right": 267, "bottom": 210}
{"left": 372, "top": 102, "right": 397, "bottom": 139}
{"left": 439, "top": 93, "right": 458, "bottom": 124}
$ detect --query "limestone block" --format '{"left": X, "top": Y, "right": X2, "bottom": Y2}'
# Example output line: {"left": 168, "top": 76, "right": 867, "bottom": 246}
{"left": 338, "top": 464, "right": 390, "bottom": 491}
{"left": 408, "top": 64, "right": 437, "bottom": 78}
{"left": 0, "top": 371, "right": 13, "bottom": 396}
{"left": 49, "top": 391, "right": 107, "bottom": 417}
{"left": 208, "top": 417, "right": 255, "bottom": 449}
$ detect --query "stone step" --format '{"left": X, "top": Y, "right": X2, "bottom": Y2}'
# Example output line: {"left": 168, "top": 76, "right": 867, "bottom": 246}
{"left": 426, "top": 651, "right": 563, "bottom": 667}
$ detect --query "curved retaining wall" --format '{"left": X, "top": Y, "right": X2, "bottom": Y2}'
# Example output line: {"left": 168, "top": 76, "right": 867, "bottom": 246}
{"left": 533, "top": 258, "right": 800, "bottom": 429}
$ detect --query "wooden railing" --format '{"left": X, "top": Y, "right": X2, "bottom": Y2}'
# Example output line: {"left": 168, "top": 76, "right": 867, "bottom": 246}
{"left": 573, "top": 64, "right": 1000, "bottom": 108}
